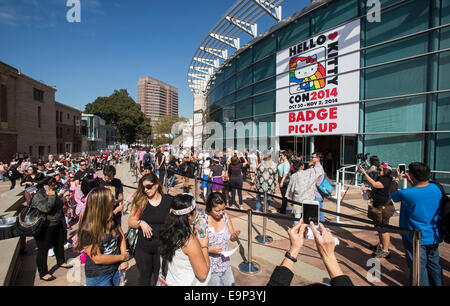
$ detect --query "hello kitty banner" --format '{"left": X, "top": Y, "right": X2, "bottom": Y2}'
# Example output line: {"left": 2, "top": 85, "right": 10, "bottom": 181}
{"left": 276, "top": 19, "right": 360, "bottom": 136}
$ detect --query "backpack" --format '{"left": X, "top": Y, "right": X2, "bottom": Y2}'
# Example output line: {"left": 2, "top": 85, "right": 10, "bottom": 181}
{"left": 16, "top": 193, "right": 46, "bottom": 236}
{"left": 143, "top": 153, "right": 152, "bottom": 166}
{"left": 24, "top": 187, "right": 38, "bottom": 206}
{"left": 317, "top": 176, "right": 333, "bottom": 198}
{"left": 432, "top": 182, "right": 450, "bottom": 244}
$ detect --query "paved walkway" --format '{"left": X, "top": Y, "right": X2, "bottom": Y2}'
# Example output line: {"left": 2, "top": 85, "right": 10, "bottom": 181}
{"left": 3, "top": 163, "right": 449, "bottom": 286}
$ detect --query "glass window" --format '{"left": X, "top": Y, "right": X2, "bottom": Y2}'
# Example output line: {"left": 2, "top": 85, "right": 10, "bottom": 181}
{"left": 235, "top": 98, "right": 252, "bottom": 120}
{"left": 364, "top": 96, "right": 426, "bottom": 133}
{"left": 254, "top": 77, "right": 275, "bottom": 95}
{"left": 224, "top": 62, "right": 235, "bottom": 79}
{"left": 312, "top": 0, "right": 358, "bottom": 34}
{"left": 236, "top": 67, "right": 252, "bottom": 89}
{"left": 254, "top": 115, "right": 276, "bottom": 139}
{"left": 253, "top": 92, "right": 275, "bottom": 116}
{"left": 435, "top": 93, "right": 450, "bottom": 177}
{"left": 277, "top": 18, "right": 310, "bottom": 51}
{"left": 235, "top": 86, "right": 252, "bottom": 101}
{"left": 222, "top": 104, "right": 235, "bottom": 122}
{"left": 365, "top": 34, "right": 428, "bottom": 67}
{"left": 237, "top": 49, "right": 253, "bottom": 71}
{"left": 253, "top": 55, "right": 275, "bottom": 83}
{"left": 364, "top": 134, "right": 425, "bottom": 168}
{"left": 439, "top": 27, "right": 450, "bottom": 90}
{"left": 364, "top": 57, "right": 427, "bottom": 100}
{"left": 364, "top": 0, "right": 429, "bottom": 47}
{"left": 253, "top": 35, "right": 276, "bottom": 62}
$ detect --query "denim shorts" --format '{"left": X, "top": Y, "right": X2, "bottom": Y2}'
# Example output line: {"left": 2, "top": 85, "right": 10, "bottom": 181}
{"left": 207, "top": 266, "right": 235, "bottom": 286}
{"left": 85, "top": 270, "right": 120, "bottom": 286}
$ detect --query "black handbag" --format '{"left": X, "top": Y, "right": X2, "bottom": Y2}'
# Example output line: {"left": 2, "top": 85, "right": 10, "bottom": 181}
{"left": 16, "top": 203, "right": 46, "bottom": 236}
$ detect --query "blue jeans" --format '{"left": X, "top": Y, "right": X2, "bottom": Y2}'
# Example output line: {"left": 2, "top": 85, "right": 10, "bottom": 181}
{"left": 169, "top": 174, "right": 176, "bottom": 187}
{"left": 402, "top": 239, "right": 442, "bottom": 286}
{"left": 315, "top": 196, "right": 325, "bottom": 222}
{"left": 85, "top": 270, "right": 120, "bottom": 286}
{"left": 255, "top": 195, "right": 271, "bottom": 212}
{"left": 0, "top": 172, "right": 4, "bottom": 182}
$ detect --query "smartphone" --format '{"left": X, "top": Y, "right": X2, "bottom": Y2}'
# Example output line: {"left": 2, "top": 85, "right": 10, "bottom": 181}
{"left": 302, "top": 200, "right": 320, "bottom": 225}
{"left": 398, "top": 164, "right": 406, "bottom": 174}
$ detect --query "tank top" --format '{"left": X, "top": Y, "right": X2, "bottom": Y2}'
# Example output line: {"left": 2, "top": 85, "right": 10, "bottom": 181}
{"left": 204, "top": 213, "right": 231, "bottom": 273}
{"left": 164, "top": 247, "right": 211, "bottom": 286}
{"left": 136, "top": 194, "right": 172, "bottom": 252}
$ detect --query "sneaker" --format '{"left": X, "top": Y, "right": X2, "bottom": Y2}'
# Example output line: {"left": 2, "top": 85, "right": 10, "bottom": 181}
{"left": 64, "top": 242, "right": 73, "bottom": 250}
{"left": 48, "top": 248, "right": 55, "bottom": 257}
{"left": 374, "top": 249, "right": 391, "bottom": 259}
{"left": 370, "top": 243, "right": 382, "bottom": 253}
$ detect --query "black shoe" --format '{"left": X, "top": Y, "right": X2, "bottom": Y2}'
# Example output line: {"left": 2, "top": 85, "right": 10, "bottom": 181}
{"left": 40, "top": 275, "right": 56, "bottom": 282}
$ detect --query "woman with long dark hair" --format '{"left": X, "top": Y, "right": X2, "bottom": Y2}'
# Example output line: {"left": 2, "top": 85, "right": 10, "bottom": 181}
{"left": 159, "top": 194, "right": 210, "bottom": 286}
{"left": 20, "top": 166, "right": 41, "bottom": 188}
{"left": 128, "top": 173, "right": 172, "bottom": 286}
{"left": 77, "top": 187, "right": 129, "bottom": 286}
{"left": 33, "top": 176, "right": 73, "bottom": 281}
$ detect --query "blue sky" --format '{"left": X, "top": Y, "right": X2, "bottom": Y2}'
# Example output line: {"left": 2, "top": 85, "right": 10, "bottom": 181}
{"left": 0, "top": 0, "right": 310, "bottom": 118}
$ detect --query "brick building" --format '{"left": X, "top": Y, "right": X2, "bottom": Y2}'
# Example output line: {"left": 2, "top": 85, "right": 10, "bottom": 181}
{"left": 55, "top": 102, "right": 82, "bottom": 154}
{"left": 0, "top": 61, "right": 57, "bottom": 162}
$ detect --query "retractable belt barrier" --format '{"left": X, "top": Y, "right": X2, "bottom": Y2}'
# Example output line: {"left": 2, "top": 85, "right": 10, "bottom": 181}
{"left": 122, "top": 161, "right": 422, "bottom": 285}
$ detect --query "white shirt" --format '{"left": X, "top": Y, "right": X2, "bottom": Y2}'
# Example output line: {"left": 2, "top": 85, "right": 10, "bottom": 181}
{"left": 164, "top": 248, "right": 211, "bottom": 286}
{"left": 198, "top": 153, "right": 208, "bottom": 165}
{"left": 248, "top": 153, "right": 257, "bottom": 168}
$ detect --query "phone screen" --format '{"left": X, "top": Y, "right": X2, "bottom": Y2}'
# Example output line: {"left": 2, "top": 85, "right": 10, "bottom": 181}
{"left": 398, "top": 164, "right": 406, "bottom": 173}
{"left": 303, "top": 202, "right": 319, "bottom": 225}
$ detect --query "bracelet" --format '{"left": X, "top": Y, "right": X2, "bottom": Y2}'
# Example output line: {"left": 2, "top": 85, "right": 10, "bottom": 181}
{"left": 285, "top": 251, "right": 297, "bottom": 263}
{"left": 137, "top": 220, "right": 141, "bottom": 227}
{"left": 201, "top": 246, "right": 208, "bottom": 249}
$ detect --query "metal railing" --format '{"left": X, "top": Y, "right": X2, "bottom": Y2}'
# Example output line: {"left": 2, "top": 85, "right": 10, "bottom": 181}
{"left": 123, "top": 163, "right": 422, "bottom": 286}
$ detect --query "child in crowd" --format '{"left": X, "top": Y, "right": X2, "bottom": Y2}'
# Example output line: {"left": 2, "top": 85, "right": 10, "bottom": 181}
{"left": 76, "top": 187, "right": 129, "bottom": 286}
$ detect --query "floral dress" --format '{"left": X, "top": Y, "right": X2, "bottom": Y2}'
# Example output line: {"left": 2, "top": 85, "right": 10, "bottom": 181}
{"left": 255, "top": 161, "right": 277, "bottom": 194}
{"left": 201, "top": 212, "right": 231, "bottom": 273}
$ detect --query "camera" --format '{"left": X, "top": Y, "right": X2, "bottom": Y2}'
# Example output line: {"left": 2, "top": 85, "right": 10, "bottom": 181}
{"left": 356, "top": 153, "right": 370, "bottom": 162}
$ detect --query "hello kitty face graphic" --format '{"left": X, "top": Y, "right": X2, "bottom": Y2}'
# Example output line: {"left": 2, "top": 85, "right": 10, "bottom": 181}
{"left": 294, "top": 56, "right": 319, "bottom": 79}
{"left": 289, "top": 49, "right": 326, "bottom": 94}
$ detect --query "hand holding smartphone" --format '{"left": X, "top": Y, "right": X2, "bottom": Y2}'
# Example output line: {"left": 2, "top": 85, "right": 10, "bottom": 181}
{"left": 302, "top": 200, "right": 320, "bottom": 226}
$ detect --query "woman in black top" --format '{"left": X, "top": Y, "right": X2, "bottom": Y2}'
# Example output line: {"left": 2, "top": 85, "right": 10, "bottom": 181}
{"left": 358, "top": 163, "right": 397, "bottom": 259}
{"left": 228, "top": 156, "right": 247, "bottom": 209}
{"left": 20, "top": 166, "right": 43, "bottom": 188}
{"left": 128, "top": 173, "right": 172, "bottom": 286}
{"left": 32, "top": 177, "right": 73, "bottom": 281}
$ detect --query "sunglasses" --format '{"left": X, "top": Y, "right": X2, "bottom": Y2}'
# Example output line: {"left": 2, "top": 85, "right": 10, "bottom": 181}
{"left": 144, "top": 183, "right": 155, "bottom": 190}
{"left": 80, "top": 164, "right": 86, "bottom": 167}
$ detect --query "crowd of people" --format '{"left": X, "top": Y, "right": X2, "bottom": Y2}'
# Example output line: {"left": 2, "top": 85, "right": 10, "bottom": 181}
{"left": 0, "top": 146, "right": 446, "bottom": 287}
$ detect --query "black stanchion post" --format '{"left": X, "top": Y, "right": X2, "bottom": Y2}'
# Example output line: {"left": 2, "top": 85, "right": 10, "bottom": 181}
{"left": 412, "top": 230, "right": 422, "bottom": 286}
{"left": 256, "top": 191, "right": 273, "bottom": 244}
{"left": 238, "top": 209, "right": 260, "bottom": 274}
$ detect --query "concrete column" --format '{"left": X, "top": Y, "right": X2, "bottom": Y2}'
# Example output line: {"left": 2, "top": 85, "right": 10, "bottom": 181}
{"left": 193, "top": 95, "right": 206, "bottom": 151}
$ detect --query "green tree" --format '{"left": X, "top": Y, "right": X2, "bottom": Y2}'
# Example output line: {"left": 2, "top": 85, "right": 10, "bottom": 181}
{"left": 85, "top": 89, "right": 151, "bottom": 144}
{"left": 152, "top": 115, "right": 189, "bottom": 147}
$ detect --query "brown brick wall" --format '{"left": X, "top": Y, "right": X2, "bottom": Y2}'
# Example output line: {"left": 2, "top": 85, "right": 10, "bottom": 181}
{"left": 0, "top": 133, "right": 17, "bottom": 162}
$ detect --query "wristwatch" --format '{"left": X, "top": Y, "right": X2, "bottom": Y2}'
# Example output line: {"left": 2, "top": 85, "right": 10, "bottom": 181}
{"left": 137, "top": 220, "right": 142, "bottom": 227}
{"left": 285, "top": 251, "right": 297, "bottom": 263}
